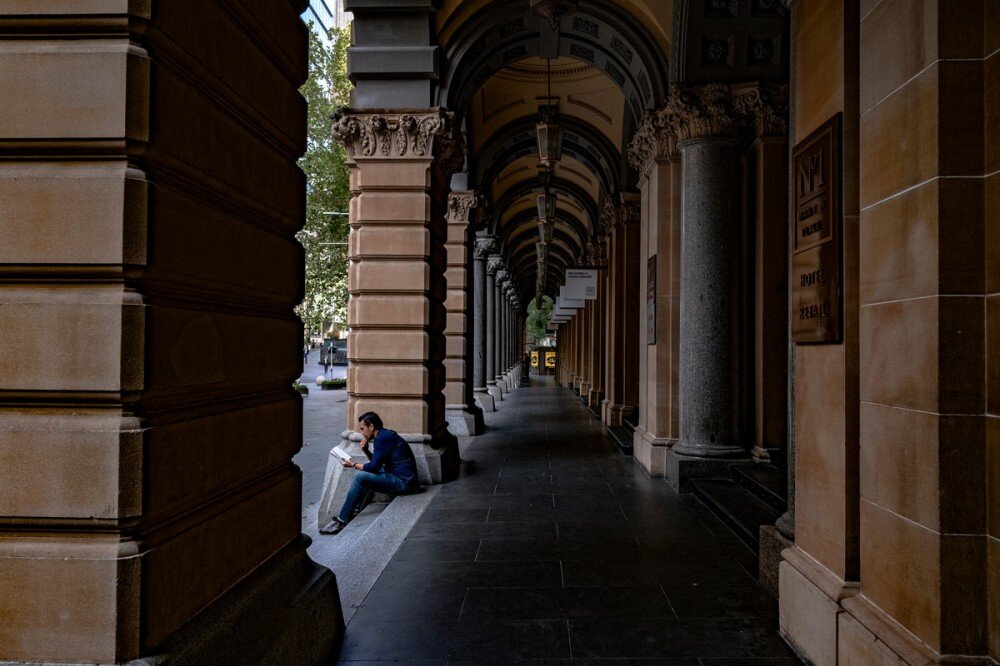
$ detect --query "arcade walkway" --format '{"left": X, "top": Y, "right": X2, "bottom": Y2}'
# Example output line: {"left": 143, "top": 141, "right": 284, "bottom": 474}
{"left": 339, "top": 376, "right": 801, "bottom": 663}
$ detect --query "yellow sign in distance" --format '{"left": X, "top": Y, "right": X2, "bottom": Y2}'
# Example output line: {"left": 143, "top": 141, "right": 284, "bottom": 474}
{"left": 544, "top": 352, "right": 557, "bottom": 368}
{"left": 531, "top": 351, "right": 539, "bottom": 367}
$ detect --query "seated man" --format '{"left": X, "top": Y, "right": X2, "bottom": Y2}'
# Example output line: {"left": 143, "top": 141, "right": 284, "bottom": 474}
{"left": 323, "top": 411, "right": 420, "bottom": 534}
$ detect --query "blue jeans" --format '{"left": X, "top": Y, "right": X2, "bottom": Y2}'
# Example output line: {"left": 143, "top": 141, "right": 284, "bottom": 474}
{"left": 338, "top": 470, "right": 408, "bottom": 523}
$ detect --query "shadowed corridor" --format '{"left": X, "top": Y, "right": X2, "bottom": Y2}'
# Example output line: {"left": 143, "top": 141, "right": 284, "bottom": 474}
{"left": 338, "top": 375, "right": 801, "bottom": 664}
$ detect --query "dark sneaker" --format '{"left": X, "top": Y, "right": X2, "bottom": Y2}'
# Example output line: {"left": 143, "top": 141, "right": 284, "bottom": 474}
{"left": 319, "top": 517, "right": 347, "bottom": 535}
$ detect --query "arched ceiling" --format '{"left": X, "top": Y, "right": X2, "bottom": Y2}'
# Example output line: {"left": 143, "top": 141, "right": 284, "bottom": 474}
{"left": 430, "top": 1, "right": 675, "bottom": 306}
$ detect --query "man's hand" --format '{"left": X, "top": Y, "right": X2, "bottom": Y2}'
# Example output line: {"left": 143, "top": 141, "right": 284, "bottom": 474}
{"left": 340, "top": 458, "right": 355, "bottom": 468}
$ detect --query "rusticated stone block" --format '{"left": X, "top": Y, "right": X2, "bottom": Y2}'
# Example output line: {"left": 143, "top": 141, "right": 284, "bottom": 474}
{"left": 0, "top": 287, "right": 144, "bottom": 392}
{"left": 0, "top": 411, "right": 142, "bottom": 519}
{"left": 351, "top": 260, "right": 429, "bottom": 291}
{"left": 351, "top": 330, "right": 429, "bottom": 360}
{"left": 350, "top": 293, "right": 430, "bottom": 327}
{"left": 0, "top": 536, "right": 140, "bottom": 663}
{"left": 352, "top": 225, "right": 429, "bottom": 256}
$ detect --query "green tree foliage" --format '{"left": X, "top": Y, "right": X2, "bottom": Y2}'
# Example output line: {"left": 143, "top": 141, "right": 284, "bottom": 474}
{"left": 526, "top": 295, "right": 555, "bottom": 342}
{"left": 297, "top": 24, "right": 353, "bottom": 338}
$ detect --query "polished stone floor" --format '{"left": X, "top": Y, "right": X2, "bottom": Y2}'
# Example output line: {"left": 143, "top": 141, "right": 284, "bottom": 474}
{"left": 338, "top": 375, "right": 801, "bottom": 664}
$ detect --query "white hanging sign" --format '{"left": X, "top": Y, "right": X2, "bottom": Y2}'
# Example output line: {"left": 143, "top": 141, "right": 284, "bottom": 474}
{"left": 564, "top": 269, "right": 598, "bottom": 300}
{"left": 557, "top": 287, "right": 585, "bottom": 309}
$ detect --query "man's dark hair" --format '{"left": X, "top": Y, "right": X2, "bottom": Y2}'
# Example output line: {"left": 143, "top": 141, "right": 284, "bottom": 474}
{"left": 357, "top": 411, "right": 383, "bottom": 431}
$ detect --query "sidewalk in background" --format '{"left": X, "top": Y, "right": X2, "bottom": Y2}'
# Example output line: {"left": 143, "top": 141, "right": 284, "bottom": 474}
{"left": 294, "top": 350, "right": 348, "bottom": 513}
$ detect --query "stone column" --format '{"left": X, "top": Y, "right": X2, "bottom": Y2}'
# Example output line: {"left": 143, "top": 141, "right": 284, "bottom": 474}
{"left": 485, "top": 255, "right": 503, "bottom": 402}
{"left": 330, "top": 109, "right": 462, "bottom": 490}
{"left": 587, "top": 239, "right": 608, "bottom": 409}
{"left": 574, "top": 306, "right": 586, "bottom": 394}
{"left": 473, "top": 234, "right": 496, "bottom": 411}
{"left": 667, "top": 85, "right": 749, "bottom": 490}
{"left": 443, "top": 191, "right": 485, "bottom": 435}
{"left": 0, "top": 3, "right": 341, "bottom": 662}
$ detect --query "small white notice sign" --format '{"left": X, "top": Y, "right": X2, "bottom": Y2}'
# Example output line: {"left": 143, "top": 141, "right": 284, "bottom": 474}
{"left": 565, "top": 269, "right": 598, "bottom": 300}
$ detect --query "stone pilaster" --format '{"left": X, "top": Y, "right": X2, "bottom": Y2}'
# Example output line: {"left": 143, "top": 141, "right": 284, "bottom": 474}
{"left": 629, "top": 111, "right": 681, "bottom": 475}
{"left": 485, "top": 255, "right": 503, "bottom": 402}
{"left": 473, "top": 234, "right": 496, "bottom": 411}
{"left": 330, "top": 107, "right": 462, "bottom": 485}
{"left": 443, "top": 191, "right": 485, "bottom": 435}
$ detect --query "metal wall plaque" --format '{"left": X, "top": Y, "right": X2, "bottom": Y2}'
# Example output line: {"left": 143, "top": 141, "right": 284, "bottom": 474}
{"left": 646, "top": 254, "right": 656, "bottom": 345}
{"left": 792, "top": 114, "right": 842, "bottom": 344}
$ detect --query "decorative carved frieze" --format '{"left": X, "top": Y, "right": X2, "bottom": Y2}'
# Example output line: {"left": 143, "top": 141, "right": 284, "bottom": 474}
{"left": 474, "top": 234, "right": 498, "bottom": 259}
{"left": 332, "top": 108, "right": 455, "bottom": 160}
{"left": 447, "top": 191, "right": 480, "bottom": 225}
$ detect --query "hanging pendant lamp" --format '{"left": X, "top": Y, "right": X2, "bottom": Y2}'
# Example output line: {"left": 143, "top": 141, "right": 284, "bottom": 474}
{"left": 536, "top": 58, "right": 563, "bottom": 167}
{"left": 536, "top": 189, "right": 557, "bottom": 221}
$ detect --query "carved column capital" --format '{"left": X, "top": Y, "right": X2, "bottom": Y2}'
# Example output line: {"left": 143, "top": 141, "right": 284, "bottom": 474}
{"left": 487, "top": 255, "right": 504, "bottom": 277}
{"left": 434, "top": 121, "right": 466, "bottom": 178}
{"left": 599, "top": 195, "right": 621, "bottom": 236}
{"left": 495, "top": 269, "right": 510, "bottom": 287}
{"left": 732, "top": 82, "right": 789, "bottom": 138}
{"left": 667, "top": 83, "right": 742, "bottom": 143}
{"left": 586, "top": 237, "right": 608, "bottom": 267}
{"left": 332, "top": 107, "right": 456, "bottom": 160}
{"left": 628, "top": 110, "right": 679, "bottom": 174}
{"left": 447, "top": 190, "right": 480, "bottom": 226}
{"left": 621, "top": 193, "right": 641, "bottom": 227}
{"left": 474, "top": 234, "right": 498, "bottom": 259}
{"left": 472, "top": 199, "right": 494, "bottom": 233}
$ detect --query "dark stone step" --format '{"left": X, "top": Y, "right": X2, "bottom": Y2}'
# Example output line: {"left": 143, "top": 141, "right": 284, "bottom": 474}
{"left": 608, "top": 424, "right": 633, "bottom": 455}
{"left": 690, "top": 478, "right": 782, "bottom": 551}
{"left": 731, "top": 465, "right": 786, "bottom": 514}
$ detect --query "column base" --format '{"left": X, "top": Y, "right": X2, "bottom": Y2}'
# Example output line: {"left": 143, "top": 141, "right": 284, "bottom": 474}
{"left": 474, "top": 387, "right": 495, "bottom": 412}
{"left": 666, "top": 449, "right": 752, "bottom": 493}
{"left": 758, "top": 524, "right": 793, "bottom": 597}
{"left": 632, "top": 425, "right": 674, "bottom": 477}
{"left": 586, "top": 389, "right": 603, "bottom": 409}
{"left": 445, "top": 403, "right": 485, "bottom": 436}
{"left": 496, "top": 377, "right": 509, "bottom": 393}
{"left": 578, "top": 381, "right": 591, "bottom": 397}
{"left": 117, "top": 535, "right": 342, "bottom": 665}
{"left": 487, "top": 382, "right": 503, "bottom": 402}
{"left": 779, "top": 546, "right": 859, "bottom": 666}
